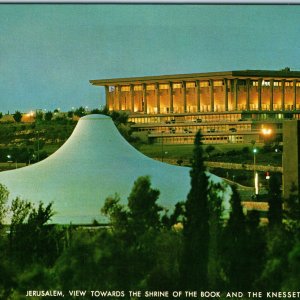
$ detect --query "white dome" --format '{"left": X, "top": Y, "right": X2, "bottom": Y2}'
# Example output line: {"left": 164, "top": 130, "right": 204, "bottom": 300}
{"left": 0, "top": 114, "right": 227, "bottom": 224}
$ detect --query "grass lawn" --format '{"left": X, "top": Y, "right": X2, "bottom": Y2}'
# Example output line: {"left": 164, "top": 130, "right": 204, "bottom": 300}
{"left": 138, "top": 144, "right": 194, "bottom": 160}
{"left": 137, "top": 142, "right": 282, "bottom": 167}
{"left": 138, "top": 143, "right": 262, "bottom": 158}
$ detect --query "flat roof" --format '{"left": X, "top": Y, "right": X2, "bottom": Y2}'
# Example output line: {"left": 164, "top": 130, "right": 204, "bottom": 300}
{"left": 90, "top": 69, "right": 300, "bottom": 86}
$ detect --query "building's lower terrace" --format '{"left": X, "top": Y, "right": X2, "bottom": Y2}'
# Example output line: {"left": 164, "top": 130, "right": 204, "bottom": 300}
{"left": 129, "top": 112, "right": 283, "bottom": 144}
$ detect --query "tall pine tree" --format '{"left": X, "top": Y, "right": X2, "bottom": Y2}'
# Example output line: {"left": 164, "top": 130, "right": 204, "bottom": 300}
{"left": 181, "top": 131, "right": 210, "bottom": 290}
{"left": 222, "top": 185, "right": 248, "bottom": 291}
{"left": 267, "top": 174, "right": 282, "bottom": 227}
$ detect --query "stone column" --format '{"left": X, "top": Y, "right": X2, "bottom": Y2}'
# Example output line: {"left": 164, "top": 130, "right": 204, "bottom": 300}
{"left": 130, "top": 84, "right": 134, "bottom": 112}
{"left": 282, "top": 120, "right": 300, "bottom": 199}
{"left": 143, "top": 83, "right": 147, "bottom": 113}
{"left": 155, "top": 83, "right": 160, "bottom": 114}
{"left": 182, "top": 81, "right": 187, "bottom": 113}
{"left": 105, "top": 85, "right": 109, "bottom": 109}
{"left": 270, "top": 79, "right": 274, "bottom": 111}
{"left": 224, "top": 79, "right": 228, "bottom": 111}
{"left": 210, "top": 79, "right": 214, "bottom": 112}
{"left": 293, "top": 80, "right": 297, "bottom": 110}
{"left": 234, "top": 79, "right": 238, "bottom": 110}
{"left": 258, "top": 79, "right": 262, "bottom": 111}
{"left": 117, "top": 86, "right": 122, "bottom": 111}
{"left": 196, "top": 80, "right": 201, "bottom": 112}
{"left": 281, "top": 80, "right": 285, "bottom": 110}
{"left": 169, "top": 82, "right": 173, "bottom": 113}
{"left": 246, "top": 79, "right": 250, "bottom": 110}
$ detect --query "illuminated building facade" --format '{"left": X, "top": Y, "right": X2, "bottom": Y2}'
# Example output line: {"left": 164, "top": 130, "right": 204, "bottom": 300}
{"left": 90, "top": 68, "right": 300, "bottom": 144}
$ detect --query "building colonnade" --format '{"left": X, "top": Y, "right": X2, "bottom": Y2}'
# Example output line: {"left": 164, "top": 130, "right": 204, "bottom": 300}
{"left": 105, "top": 78, "right": 300, "bottom": 115}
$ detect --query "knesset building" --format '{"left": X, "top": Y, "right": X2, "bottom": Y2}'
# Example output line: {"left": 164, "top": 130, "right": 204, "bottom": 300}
{"left": 90, "top": 68, "right": 300, "bottom": 144}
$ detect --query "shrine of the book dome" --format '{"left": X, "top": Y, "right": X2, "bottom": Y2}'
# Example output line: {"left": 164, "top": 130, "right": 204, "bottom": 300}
{"left": 0, "top": 114, "right": 229, "bottom": 224}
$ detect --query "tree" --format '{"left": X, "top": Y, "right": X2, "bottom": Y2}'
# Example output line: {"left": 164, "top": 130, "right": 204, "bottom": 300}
{"left": 100, "top": 106, "right": 110, "bottom": 115}
{"left": 0, "top": 184, "right": 9, "bottom": 227}
{"left": 221, "top": 185, "right": 248, "bottom": 291}
{"left": 205, "top": 145, "right": 215, "bottom": 158}
{"left": 100, "top": 176, "right": 167, "bottom": 290}
{"left": 35, "top": 111, "right": 44, "bottom": 122}
{"left": 74, "top": 106, "right": 86, "bottom": 117}
{"left": 244, "top": 210, "right": 266, "bottom": 289}
{"left": 13, "top": 111, "right": 22, "bottom": 123}
{"left": 181, "top": 131, "right": 210, "bottom": 290}
{"left": 282, "top": 241, "right": 300, "bottom": 290}
{"left": 207, "top": 182, "right": 225, "bottom": 289}
{"left": 101, "top": 193, "right": 129, "bottom": 235}
{"left": 127, "top": 176, "right": 162, "bottom": 235}
{"left": 267, "top": 174, "right": 282, "bottom": 227}
{"left": 90, "top": 108, "right": 102, "bottom": 114}
{"left": 10, "top": 201, "right": 62, "bottom": 267}
{"left": 9, "top": 197, "right": 32, "bottom": 265}
{"left": 0, "top": 259, "right": 16, "bottom": 299}
{"left": 110, "top": 111, "right": 129, "bottom": 126}
{"left": 176, "top": 159, "right": 183, "bottom": 166}
{"left": 145, "top": 229, "right": 183, "bottom": 291}
{"left": 44, "top": 111, "right": 53, "bottom": 121}
{"left": 284, "top": 183, "right": 300, "bottom": 234}
{"left": 162, "top": 201, "right": 185, "bottom": 228}
{"left": 67, "top": 110, "right": 74, "bottom": 118}
{"left": 258, "top": 226, "right": 292, "bottom": 291}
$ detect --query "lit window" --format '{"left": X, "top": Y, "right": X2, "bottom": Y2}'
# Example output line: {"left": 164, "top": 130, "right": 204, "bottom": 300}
{"left": 173, "top": 83, "right": 181, "bottom": 89}
{"left": 159, "top": 84, "right": 169, "bottom": 90}
{"left": 200, "top": 81, "right": 209, "bottom": 87}
{"left": 186, "top": 82, "right": 195, "bottom": 88}
{"left": 134, "top": 85, "right": 142, "bottom": 91}
{"left": 214, "top": 80, "right": 223, "bottom": 87}
{"left": 121, "top": 86, "right": 130, "bottom": 92}
{"left": 146, "top": 84, "right": 155, "bottom": 91}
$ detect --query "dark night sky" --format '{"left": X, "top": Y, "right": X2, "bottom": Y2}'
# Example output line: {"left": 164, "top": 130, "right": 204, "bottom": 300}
{"left": 1, "top": 4, "right": 300, "bottom": 113}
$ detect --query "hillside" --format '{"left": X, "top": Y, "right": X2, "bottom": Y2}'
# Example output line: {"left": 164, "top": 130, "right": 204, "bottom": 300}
{"left": 0, "top": 119, "right": 77, "bottom": 166}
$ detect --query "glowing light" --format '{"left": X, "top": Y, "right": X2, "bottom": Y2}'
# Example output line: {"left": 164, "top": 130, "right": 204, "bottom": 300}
{"left": 261, "top": 128, "right": 272, "bottom": 135}
{"left": 255, "top": 172, "right": 259, "bottom": 195}
{"left": 26, "top": 110, "right": 34, "bottom": 117}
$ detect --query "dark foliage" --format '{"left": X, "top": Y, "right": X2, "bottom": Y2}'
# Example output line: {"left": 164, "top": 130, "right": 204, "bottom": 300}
{"left": 13, "top": 111, "right": 22, "bottom": 123}
{"left": 267, "top": 174, "right": 282, "bottom": 227}
{"left": 181, "top": 131, "right": 210, "bottom": 290}
{"left": 74, "top": 106, "right": 87, "bottom": 117}
{"left": 0, "top": 143, "right": 298, "bottom": 295}
{"left": 44, "top": 111, "right": 53, "bottom": 121}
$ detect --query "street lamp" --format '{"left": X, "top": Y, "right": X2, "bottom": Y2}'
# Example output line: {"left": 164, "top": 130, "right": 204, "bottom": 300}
{"left": 253, "top": 148, "right": 258, "bottom": 195}
{"left": 7, "top": 154, "right": 17, "bottom": 169}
